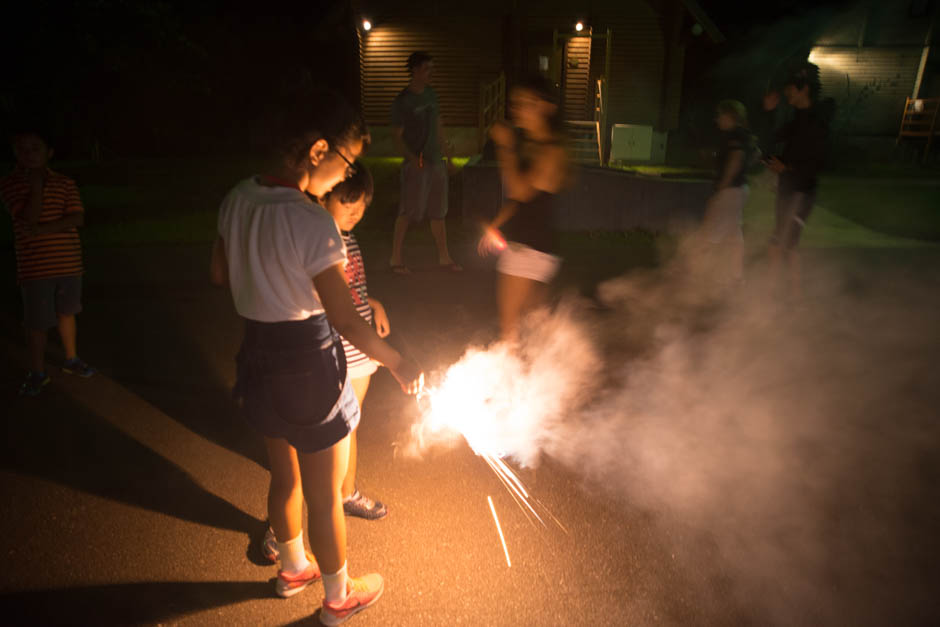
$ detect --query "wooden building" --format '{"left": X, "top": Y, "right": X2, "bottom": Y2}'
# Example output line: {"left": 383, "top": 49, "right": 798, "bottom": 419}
{"left": 354, "top": 0, "right": 723, "bottom": 158}
{"left": 809, "top": 2, "right": 937, "bottom": 136}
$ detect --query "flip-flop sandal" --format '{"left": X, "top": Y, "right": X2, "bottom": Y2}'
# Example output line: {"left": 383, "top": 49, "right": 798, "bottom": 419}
{"left": 389, "top": 264, "right": 412, "bottom": 275}
{"left": 438, "top": 263, "right": 463, "bottom": 273}
{"left": 343, "top": 490, "right": 388, "bottom": 520}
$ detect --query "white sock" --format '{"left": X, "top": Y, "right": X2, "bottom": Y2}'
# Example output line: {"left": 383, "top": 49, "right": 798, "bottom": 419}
{"left": 322, "top": 561, "right": 348, "bottom": 604}
{"left": 276, "top": 532, "right": 310, "bottom": 573}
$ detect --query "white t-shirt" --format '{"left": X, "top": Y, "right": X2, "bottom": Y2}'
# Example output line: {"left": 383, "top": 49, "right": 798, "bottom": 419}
{"left": 217, "top": 177, "right": 346, "bottom": 322}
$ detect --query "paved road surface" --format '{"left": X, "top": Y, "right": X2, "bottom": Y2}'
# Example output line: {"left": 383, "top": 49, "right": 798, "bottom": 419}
{"left": 1, "top": 241, "right": 938, "bottom": 626}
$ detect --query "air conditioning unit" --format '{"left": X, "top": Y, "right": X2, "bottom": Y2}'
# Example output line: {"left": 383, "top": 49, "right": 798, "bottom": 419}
{"left": 609, "top": 124, "right": 667, "bottom": 165}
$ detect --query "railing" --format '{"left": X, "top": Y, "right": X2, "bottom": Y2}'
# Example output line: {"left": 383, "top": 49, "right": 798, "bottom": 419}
{"left": 479, "top": 72, "right": 506, "bottom": 152}
{"left": 594, "top": 77, "right": 608, "bottom": 165}
{"left": 897, "top": 97, "right": 939, "bottom": 162}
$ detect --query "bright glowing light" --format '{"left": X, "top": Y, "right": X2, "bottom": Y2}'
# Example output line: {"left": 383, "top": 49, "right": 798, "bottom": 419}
{"left": 485, "top": 227, "right": 506, "bottom": 251}
{"left": 488, "top": 496, "right": 512, "bottom": 567}
{"left": 362, "top": 19, "right": 372, "bottom": 31}
{"left": 575, "top": 21, "right": 584, "bottom": 32}
{"left": 806, "top": 46, "right": 845, "bottom": 72}
{"left": 410, "top": 317, "right": 595, "bottom": 533}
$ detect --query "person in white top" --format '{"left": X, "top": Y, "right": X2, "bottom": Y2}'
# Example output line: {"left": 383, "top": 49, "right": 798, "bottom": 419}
{"left": 210, "top": 90, "right": 422, "bottom": 625}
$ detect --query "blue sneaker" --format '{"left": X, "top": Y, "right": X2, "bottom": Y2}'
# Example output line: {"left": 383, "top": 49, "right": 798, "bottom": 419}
{"left": 62, "top": 357, "right": 96, "bottom": 378}
{"left": 19, "top": 371, "right": 51, "bottom": 397}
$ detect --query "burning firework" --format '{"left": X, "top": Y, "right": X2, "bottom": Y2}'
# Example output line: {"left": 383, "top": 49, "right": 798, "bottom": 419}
{"left": 409, "top": 305, "right": 598, "bottom": 536}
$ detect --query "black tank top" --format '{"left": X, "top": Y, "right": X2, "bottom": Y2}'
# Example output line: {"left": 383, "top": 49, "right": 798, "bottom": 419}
{"left": 502, "top": 131, "right": 560, "bottom": 254}
{"left": 503, "top": 191, "right": 557, "bottom": 254}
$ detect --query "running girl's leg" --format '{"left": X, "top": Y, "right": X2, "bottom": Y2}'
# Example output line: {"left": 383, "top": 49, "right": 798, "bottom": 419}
{"left": 525, "top": 279, "right": 549, "bottom": 311}
{"left": 298, "top": 434, "right": 351, "bottom": 574}
{"left": 498, "top": 272, "right": 537, "bottom": 341}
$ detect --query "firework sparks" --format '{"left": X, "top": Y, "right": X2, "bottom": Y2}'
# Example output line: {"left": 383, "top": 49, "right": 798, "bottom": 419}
{"left": 488, "top": 495, "right": 511, "bottom": 567}
{"left": 412, "top": 346, "right": 570, "bottom": 533}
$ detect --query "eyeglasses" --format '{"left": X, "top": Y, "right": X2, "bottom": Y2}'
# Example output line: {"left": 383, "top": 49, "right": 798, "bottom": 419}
{"left": 333, "top": 148, "right": 357, "bottom": 178}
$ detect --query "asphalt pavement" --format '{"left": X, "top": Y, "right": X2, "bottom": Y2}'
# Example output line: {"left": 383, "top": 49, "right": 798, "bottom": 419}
{"left": 1, "top": 241, "right": 938, "bottom": 626}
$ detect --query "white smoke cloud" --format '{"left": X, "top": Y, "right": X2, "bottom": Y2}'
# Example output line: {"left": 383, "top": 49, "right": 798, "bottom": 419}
{"left": 408, "top": 246, "right": 940, "bottom": 624}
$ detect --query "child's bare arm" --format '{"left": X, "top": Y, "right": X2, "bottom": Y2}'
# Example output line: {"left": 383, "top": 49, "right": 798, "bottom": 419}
{"left": 316, "top": 263, "right": 422, "bottom": 393}
{"left": 368, "top": 297, "right": 390, "bottom": 337}
{"left": 392, "top": 126, "right": 419, "bottom": 162}
{"left": 209, "top": 237, "right": 228, "bottom": 286}
{"left": 35, "top": 212, "right": 84, "bottom": 234}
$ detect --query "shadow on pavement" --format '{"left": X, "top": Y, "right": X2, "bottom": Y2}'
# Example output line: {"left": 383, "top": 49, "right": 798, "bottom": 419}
{"left": 2, "top": 383, "right": 261, "bottom": 535}
{"left": 0, "top": 580, "right": 273, "bottom": 626}
{"left": 77, "top": 265, "right": 270, "bottom": 470}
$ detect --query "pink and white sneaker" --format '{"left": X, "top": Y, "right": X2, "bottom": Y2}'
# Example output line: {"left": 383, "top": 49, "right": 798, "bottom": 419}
{"left": 319, "top": 573, "right": 384, "bottom": 625}
{"left": 276, "top": 562, "right": 322, "bottom": 598}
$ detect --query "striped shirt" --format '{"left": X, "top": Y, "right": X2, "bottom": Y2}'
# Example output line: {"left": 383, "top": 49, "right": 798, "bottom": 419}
{"left": 0, "top": 168, "right": 84, "bottom": 282}
{"left": 341, "top": 232, "right": 374, "bottom": 374}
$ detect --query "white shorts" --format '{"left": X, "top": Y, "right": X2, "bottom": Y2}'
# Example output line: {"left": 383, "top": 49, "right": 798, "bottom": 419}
{"left": 497, "top": 242, "right": 562, "bottom": 284}
{"left": 347, "top": 357, "right": 378, "bottom": 380}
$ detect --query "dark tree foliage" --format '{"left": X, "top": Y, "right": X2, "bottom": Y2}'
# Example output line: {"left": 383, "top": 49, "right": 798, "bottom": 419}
{"left": 1, "top": 0, "right": 358, "bottom": 159}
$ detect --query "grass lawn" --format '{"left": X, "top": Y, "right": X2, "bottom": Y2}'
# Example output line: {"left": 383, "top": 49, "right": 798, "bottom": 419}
{"left": 0, "top": 157, "right": 935, "bottom": 254}
{"left": 743, "top": 180, "right": 936, "bottom": 250}
{"left": 816, "top": 177, "right": 940, "bottom": 242}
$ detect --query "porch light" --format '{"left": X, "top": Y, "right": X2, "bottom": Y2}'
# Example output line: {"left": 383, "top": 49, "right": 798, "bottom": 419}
{"left": 362, "top": 19, "right": 372, "bottom": 31}
{"left": 575, "top": 21, "right": 584, "bottom": 32}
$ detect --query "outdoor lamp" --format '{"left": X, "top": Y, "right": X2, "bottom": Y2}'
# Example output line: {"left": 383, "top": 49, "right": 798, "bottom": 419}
{"left": 575, "top": 21, "right": 584, "bottom": 32}
{"left": 362, "top": 19, "right": 372, "bottom": 31}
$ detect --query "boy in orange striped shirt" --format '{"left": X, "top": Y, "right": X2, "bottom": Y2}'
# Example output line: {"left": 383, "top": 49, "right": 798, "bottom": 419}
{"left": 0, "top": 129, "right": 96, "bottom": 396}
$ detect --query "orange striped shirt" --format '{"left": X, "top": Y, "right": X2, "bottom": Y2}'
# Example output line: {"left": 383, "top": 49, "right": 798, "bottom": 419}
{"left": 0, "top": 168, "right": 84, "bottom": 282}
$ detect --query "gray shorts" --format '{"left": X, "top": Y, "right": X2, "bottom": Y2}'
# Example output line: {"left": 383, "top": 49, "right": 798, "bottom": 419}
{"left": 399, "top": 160, "right": 448, "bottom": 221}
{"left": 21, "top": 275, "right": 83, "bottom": 330}
{"left": 772, "top": 179, "right": 815, "bottom": 250}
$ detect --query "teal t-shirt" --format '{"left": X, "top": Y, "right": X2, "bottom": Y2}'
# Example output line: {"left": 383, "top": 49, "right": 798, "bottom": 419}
{"left": 391, "top": 86, "right": 441, "bottom": 162}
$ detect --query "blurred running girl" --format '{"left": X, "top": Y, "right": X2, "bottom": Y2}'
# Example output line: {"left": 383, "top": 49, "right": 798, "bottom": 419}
{"left": 479, "top": 75, "right": 570, "bottom": 341}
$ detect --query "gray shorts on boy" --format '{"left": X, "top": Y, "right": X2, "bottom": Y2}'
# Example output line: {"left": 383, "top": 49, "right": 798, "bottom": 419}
{"left": 399, "top": 160, "right": 447, "bottom": 221}
{"left": 21, "top": 275, "right": 83, "bottom": 330}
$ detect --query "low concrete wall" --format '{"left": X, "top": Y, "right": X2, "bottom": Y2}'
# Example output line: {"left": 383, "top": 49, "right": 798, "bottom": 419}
{"left": 460, "top": 163, "right": 713, "bottom": 233}
{"left": 366, "top": 125, "right": 480, "bottom": 157}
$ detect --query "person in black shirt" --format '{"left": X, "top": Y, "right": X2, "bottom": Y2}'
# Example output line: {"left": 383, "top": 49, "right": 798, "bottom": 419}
{"left": 699, "top": 99, "right": 755, "bottom": 285}
{"left": 762, "top": 62, "right": 832, "bottom": 298}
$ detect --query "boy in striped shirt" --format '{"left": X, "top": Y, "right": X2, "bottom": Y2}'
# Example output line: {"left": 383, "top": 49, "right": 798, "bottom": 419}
{"left": 1, "top": 129, "right": 96, "bottom": 396}
{"left": 323, "top": 164, "right": 390, "bottom": 520}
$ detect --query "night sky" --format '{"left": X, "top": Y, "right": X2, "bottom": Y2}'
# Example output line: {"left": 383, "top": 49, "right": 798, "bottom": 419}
{"left": 0, "top": 0, "right": 866, "bottom": 159}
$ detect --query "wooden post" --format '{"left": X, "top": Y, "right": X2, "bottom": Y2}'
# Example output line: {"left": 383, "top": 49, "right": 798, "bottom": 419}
{"left": 479, "top": 79, "right": 486, "bottom": 152}
{"left": 912, "top": 17, "right": 934, "bottom": 99}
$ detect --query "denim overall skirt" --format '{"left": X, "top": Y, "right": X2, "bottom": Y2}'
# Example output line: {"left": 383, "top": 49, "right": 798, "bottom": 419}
{"left": 234, "top": 313, "right": 360, "bottom": 453}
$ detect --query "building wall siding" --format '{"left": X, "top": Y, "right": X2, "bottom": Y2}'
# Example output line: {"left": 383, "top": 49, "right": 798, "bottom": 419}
{"left": 519, "top": 1, "right": 668, "bottom": 128}
{"left": 591, "top": 6, "right": 667, "bottom": 129}
{"left": 563, "top": 35, "right": 593, "bottom": 119}
{"left": 811, "top": 46, "right": 923, "bottom": 135}
{"left": 358, "top": 0, "right": 675, "bottom": 137}
{"left": 359, "top": 18, "right": 503, "bottom": 127}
